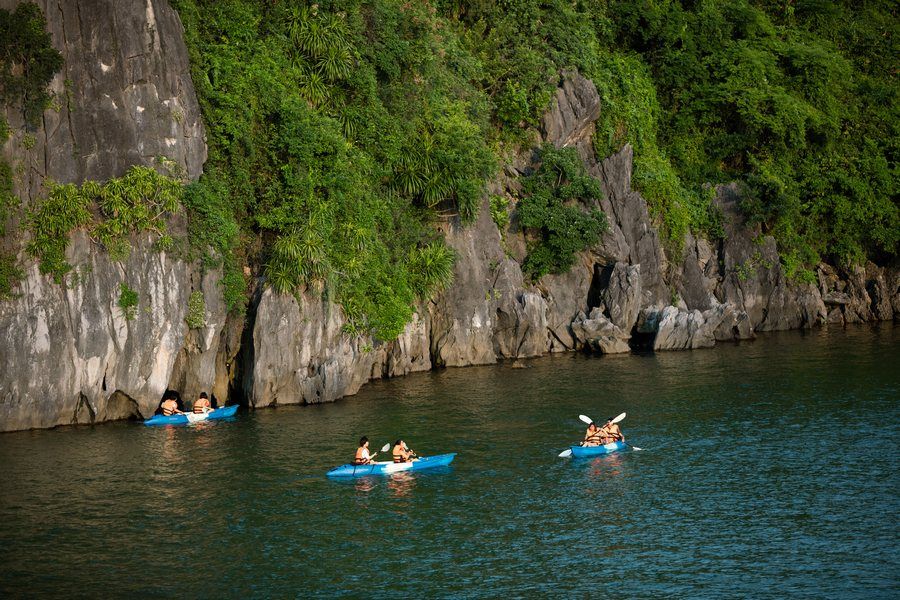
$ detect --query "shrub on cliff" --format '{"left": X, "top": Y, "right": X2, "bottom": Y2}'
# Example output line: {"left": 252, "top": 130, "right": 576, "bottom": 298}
{"left": 518, "top": 145, "right": 608, "bottom": 279}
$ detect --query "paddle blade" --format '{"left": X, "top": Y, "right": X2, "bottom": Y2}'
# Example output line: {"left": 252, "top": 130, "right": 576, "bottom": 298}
{"left": 558, "top": 449, "right": 573, "bottom": 458}
{"left": 578, "top": 414, "right": 593, "bottom": 425}
{"left": 381, "top": 443, "right": 391, "bottom": 452}
{"left": 630, "top": 446, "right": 643, "bottom": 451}
{"left": 610, "top": 412, "right": 627, "bottom": 424}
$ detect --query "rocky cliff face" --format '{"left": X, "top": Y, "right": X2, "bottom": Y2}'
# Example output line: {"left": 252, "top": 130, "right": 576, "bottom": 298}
{"left": 1, "top": 6, "right": 897, "bottom": 432}
{"left": 0, "top": 0, "right": 215, "bottom": 431}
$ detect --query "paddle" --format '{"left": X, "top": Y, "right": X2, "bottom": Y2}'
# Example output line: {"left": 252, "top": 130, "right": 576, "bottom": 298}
{"left": 370, "top": 442, "right": 391, "bottom": 461}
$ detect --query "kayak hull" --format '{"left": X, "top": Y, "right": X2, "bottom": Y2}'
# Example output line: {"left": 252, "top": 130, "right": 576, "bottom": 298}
{"left": 569, "top": 441, "right": 627, "bottom": 457}
{"left": 143, "top": 404, "right": 239, "bottom": 426}
{"left": 326, "top": 453, "right": 457, "bottom": 477}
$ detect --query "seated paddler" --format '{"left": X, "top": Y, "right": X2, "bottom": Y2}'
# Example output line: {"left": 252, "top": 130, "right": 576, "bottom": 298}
{"left": 391, "top": 440, "right": 417, "bottom": 463}
{"left": 192, "top": 392, "right": 212, "bottom": 414}
{"left": 158, "top": 396, "right": 183, "bottom": 416}
{"left": 583, "top": 422, "right": 603, "bottom": 446}
{"left": 354, "top": 436, "right": 373, "bottom": 465}
{"left": 599, "top": 417, "right": 624, "bottom": 444}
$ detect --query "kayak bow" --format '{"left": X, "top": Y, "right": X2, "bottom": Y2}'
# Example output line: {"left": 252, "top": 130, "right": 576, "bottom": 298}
{"left": 326, "top": 453, "right": 457, "bottom": 477}
{"left": 143, "top": 404, "right": 239, "bottom": 426}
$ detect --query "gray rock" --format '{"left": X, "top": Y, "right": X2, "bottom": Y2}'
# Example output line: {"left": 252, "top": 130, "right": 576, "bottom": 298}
{"left": 639, "top": 304, "right": 732, "bottom": 351}
{"left": 541, "top": 71, "right": 600, "bottom": 159}
{"left": 823, "top": 291, "right": 851, "bottom": 305}
{"left": 571, "top": 308, "right": 631, "bottom": 354}
{"left": 168, "top": 268, "right": 231, "bottom": 404}
{"left": 429, "top": 197, "right": 503, "bottom": 367}
{"left": 595, "top": 146, "right": 669, "bottom": 306}
{"left": 1, "top": 0, "right": 206, "bottom": 202}
{"left": 248, "top": 288, "right": 431, "bottom": 407}
{"left": 712, "top": 304, "right": 754, "bottom": 341}
{"left": 712, "top": 184, "right": 825, "bottom": 331}
{"left": 593, "top": 262, "right": 642, "bottom": 331}
{"left": 0, "top": 232, "right": 192, "bottom": 431}
{"left": 826, "top": 307, "right": 845, "bottom": 325}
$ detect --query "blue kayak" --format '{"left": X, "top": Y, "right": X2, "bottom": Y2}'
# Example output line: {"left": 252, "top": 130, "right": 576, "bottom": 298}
{"left": 143, "top": 404, "right": 239, "bottom": 426}
{"left": 569, "top": 441, "right": 627, "bottom": 458}
{"left": 326, "top": 453, "right": 457, "bottom": 477}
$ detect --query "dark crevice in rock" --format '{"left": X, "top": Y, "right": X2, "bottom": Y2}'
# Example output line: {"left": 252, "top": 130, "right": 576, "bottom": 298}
{"left": 234, "top": 283, "right": 263, "bottom": 408}
{"left": 587, "top": 263, "right": 613, "bottom": 309}
{"left": 72, "top": 392, "right": 95, "bottom": 424}
{"left": 547, "top": 326, "right": 572, "bottom": 351}
{"left": 628, "top": 325, "right": 656, "bottom": 352}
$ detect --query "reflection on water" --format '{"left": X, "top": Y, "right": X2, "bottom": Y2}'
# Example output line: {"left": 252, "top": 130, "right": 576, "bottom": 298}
{"left": 586, "top": 453, "right": 625, "bottom": 479}
{"left": 386, "top": 471, "right": 417, "bottom": 498}
{"left": 354, "top": 477, "right": 378, "bottom": 494}
{"left": 0, "top": 324, "right": 897, "bottom": 597}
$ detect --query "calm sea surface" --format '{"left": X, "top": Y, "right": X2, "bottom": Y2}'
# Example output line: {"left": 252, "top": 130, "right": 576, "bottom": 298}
{"left": 1, "top": 324, "right": 898, "bottom": 598}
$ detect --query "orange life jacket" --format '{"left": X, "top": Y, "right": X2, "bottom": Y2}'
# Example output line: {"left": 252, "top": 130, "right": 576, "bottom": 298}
{"left": 584, "top": 427, "right": 603, "bottom": 444}
{"left": 392, "top": 445, "right": 410, "bottom": 463}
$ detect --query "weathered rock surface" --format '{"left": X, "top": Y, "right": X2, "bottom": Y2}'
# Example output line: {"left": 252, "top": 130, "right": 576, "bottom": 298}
{"left": 639, "top": 304, "right": 732, "bottom": 351}
{"left": 571, "top": 308, "right": 631, "bottom": 354}
{"left": 0, "top": 232, "right": 191, "bottom": 430}
{"left": 1, "top": 0, "right": 206, "bottom": 201}
{"left": 0, "top": 0, "right": 213, "bottom": 431}
{"left": 247, "top": 288, "right": 430, "bottom": 407}
{"left": 594, "top": 146, "right": 670, "bottom": 307}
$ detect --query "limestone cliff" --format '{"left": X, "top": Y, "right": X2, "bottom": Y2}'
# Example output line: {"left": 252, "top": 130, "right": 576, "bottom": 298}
{"left": 1, "top": 4, "right": 897, "bottom": 432}
{"left": 0, "top": 0, "right": 216, "bottom": 430}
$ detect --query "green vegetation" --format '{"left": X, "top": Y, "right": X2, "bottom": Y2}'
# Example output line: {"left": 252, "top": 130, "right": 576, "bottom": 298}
{"left": 117, "top": 282, "right": 138, "bottom": 321}
{"left": 25, "top": 166, "right": 182, "bottom": 283}
{"left": 186, "top": 290, "right": 206, "bottom": 329}
{"left": 442, "top": 0, "right": 896, "bottom": 270}
{"left": 517, "top": 145, "right": 607, "bottom": 279}
{"left": 0, "top": 2, "right": 63, "bottom": 126}
{"left": 489, "top": 195, "right": 510, "bottom": 232}
{"left": 599, "top": 0, "right": 898, "bottom": 271}
{"left": 0, "top": 251, "right": 22, "bottom": 298}
{"left": 166, "top": 0, "right": 895, "bottom": 336}
{"left": 171, "top": 0, "right": 501, "bottom": 338}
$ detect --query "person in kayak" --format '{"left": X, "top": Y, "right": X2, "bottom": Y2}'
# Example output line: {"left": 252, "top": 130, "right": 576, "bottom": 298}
{"left": 155, "top": 390, "right": 185, "bottom": 415}
{"left": 192, "top": 392, "right": 212, "bottom": 414}
{"left": 159, "top": 396, "right": 183, "bottom": 416}
{"left": 354, "top": 437, "right": 374, "bottom": 465}
{"left": 392, "top": 440, "right": 417, "bottom": 463}
{"left": 599, "top": 417, "right": 624, "bottom": 444}
{"left": 583, "top": 422, "right": 603, "bottom": 446}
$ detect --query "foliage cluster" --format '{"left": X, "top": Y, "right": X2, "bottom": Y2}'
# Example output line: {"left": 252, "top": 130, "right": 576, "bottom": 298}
{"left": 186, "top": 290, "right": 206, "bottom": 329}
{"left": 0, "top": 251, "right": 22, "bottom": 299}
{"left": 0, "top": 2, "right": 63, "bottom": 126}
{"left": 489, "top": 195, "right": 510, "bottom": 232}
{"left": 117, "top": 282, "right": 138, "bottom": 321}
{"left": 25, "top": 166, "right": 182, "bottom": 283}
{"left": 517, "top": 145, "right": 608, "bottom": 279}
{"left": 435, "top": 0, "right": 897, "bottom": 272}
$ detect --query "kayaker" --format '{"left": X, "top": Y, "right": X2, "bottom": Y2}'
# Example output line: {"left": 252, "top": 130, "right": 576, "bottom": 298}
{"left": 392, "top": 440, "right": 417, "bottom": 463}
{"left": 354, "top": 437, "right": 374, "bottom": 465}
{"left": 155, "top": 390, "right": 185, "bottom": 415}
{"left": 159, "top": 397, "right": 183, "bottom": 416}
{"left": 599, "top": 417, "right": 624, "bottom": 444}
{"left": 192, "top": 392, "right": 212, "bottom": 414}
{"left": 583, "top": 422, "right": 603, "bottom": 446}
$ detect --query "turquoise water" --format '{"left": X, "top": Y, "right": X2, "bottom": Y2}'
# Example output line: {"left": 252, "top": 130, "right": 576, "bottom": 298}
{"left": 1, "top": 324, "right": 898, "bottom": 597}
